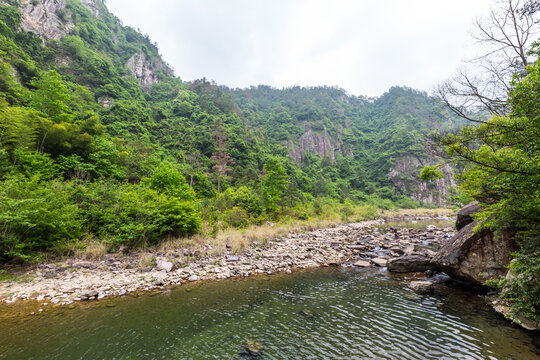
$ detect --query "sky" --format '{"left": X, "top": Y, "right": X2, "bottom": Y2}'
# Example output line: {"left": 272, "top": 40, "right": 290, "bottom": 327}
{"left": 105, "top": 0, "right": 494, "bottom": 97}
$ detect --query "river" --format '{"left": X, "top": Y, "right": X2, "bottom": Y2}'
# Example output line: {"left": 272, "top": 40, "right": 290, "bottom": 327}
{"left": 0, "top": 267, "right": 538, "bottom": 359}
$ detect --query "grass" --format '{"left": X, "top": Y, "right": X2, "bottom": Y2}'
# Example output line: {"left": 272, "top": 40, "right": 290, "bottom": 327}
{"left": 379, "top": 208, "right": 454, "bottom": 218}
{"left": 1, "top": 204, "right": 454, "bottom": 271}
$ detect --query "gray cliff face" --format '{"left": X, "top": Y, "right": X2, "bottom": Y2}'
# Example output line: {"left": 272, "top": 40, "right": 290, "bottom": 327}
{"left": 18, "top": 0, "right": 74, "bottom": 40}
{"left": 126, "top": 51, "right": 174, "bottom": 90}
{"left": 15, "top": 0, "right": 173, "bottom": 89}
{"left": 288, "top": 122, "right": 353, "bottom": 162}
{"left": 387, "top": 155, "right": 456, "bottom": 206}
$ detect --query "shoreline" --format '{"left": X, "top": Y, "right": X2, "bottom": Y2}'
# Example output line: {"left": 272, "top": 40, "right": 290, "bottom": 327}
{"left": 0, "top": 216, "right": 455, "bottom": 308}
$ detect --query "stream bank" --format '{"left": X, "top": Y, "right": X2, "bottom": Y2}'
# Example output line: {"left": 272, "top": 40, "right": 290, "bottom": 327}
{"left": 0, "top": 217, "right": 454, "bottom": 306}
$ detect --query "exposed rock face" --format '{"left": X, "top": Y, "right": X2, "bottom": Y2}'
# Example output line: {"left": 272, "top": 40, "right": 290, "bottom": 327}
{"left": 126, "top": 51, "right": 173, "bottom": 90}
{"left": 433, "top": 221, "right": 517, "bottom": 286}
{"left": 456, "top": 201, "right": 481, "bottom": 231}
{"left": 80, "top": 0, "right": 103, "bottom": 16}
{"left": 14, "top": 0, "right": 174, "bottom": 90}
{"left": 387, "top": 255, "right": 436, "bottom": 273}
{"left": 288, "top": 123, "right": 350, "bottom": 162}
{"left": 18, "top": 0, "right": 73, "bottom": 40}
{"left": 97, "top": 96, "right": 114, "bottom": 109}
{"left": 387, "top": 155, "right": 456, "bottom": 206}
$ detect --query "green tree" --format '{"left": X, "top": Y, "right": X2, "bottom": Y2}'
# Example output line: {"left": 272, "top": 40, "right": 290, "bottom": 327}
{"left": 442, "top": 54, "right": 540, "bottom": 323}
{"left": 30, "top": 70, "right": 72, "bottom": 123}
{"left": 262, "top": 157, "right": 289, "bottom": 214}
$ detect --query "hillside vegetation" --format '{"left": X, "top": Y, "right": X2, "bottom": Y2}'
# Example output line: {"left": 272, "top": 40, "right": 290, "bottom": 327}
{"left": 0, "top": 0, "right": 462, "bottom": 261}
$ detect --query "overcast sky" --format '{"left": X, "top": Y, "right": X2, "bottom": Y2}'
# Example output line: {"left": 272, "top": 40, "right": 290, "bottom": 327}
{"left": 105, "top": 0, "right": 493, "bottom": 97}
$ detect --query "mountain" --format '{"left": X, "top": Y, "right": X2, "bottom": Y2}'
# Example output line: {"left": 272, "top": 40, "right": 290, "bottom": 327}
{"left": 0, "top": 0, "right": 464, "bottom": 259}
{"left": 226, "top": 85, "right": 463, "bottom": 204}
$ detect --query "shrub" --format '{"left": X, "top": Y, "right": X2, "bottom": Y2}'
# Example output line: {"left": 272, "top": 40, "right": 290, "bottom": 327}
{"left": 223, "top": 207, "right": 250, "bottom": 228}
{"left": 0, "top": 175, "right": 82, "bottom": 261}
{"left": 74, "top": 181, "right": 200, "bottom": 248}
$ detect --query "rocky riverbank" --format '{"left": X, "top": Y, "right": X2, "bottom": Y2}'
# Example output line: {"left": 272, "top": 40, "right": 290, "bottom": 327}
{"left": 0, "top": 218, "right": 454, "bottom": 307}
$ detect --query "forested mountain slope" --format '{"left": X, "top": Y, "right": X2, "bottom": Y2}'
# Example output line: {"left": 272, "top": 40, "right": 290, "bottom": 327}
{"left": 227, "top": 85, "right": 463, "bottom": 203}
{"left": 0, "top": 0, "right": 463, "bottom": 260}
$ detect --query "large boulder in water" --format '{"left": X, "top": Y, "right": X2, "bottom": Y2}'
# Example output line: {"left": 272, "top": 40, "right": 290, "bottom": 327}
{"left": 432, "top": 221, "right": 516, "bottom": 286}
{"left": 387, "top": 255, "right": 436, "bottom": 273}
{"left": 456, "top": 201, "right": 482, "bottom": 231}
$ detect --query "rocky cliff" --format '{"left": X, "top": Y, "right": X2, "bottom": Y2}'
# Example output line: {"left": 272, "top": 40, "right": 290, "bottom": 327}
{"left": 18, "top": 0, "right": 73, "bottom": 40}
{"left": 388, "top": 156, "right": 456, "bottom": 205}
{"left": 288, "top": 122, "right": 352, "bottom": 162}
{"left": 14, "top": 0, "right": 173, "bottom": 89}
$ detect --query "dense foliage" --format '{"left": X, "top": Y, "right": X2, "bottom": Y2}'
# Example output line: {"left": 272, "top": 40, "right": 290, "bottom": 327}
{"left": 0, "top": 0, "right": 461, "bottom": 261}
{"left": 438, "top": 49, "right": 540, "bottom": 323}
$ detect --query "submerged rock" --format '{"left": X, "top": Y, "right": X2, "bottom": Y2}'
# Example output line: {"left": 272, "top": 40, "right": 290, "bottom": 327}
{"left": 300, "top": 308, "right": 314, "bottom": 319}
{"left": 243, "top": 339, "right": 264, "bottom": 357}
{"left": 408, "top": 281, "right": 433, "bottom": 295}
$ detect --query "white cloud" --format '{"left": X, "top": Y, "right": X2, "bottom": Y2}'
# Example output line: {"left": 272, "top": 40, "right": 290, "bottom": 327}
{"left": 105, "top": 0, "right": 493, "bottom": 96}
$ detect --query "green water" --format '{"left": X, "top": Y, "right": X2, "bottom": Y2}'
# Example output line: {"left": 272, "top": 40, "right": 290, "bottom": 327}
{"left": 0, "top": 268, "right": 538, "bottom": 360}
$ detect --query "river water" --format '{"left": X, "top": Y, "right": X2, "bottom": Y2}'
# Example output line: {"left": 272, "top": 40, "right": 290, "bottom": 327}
{"left": 0, "top": 267, "right": 538, "bottom": 359}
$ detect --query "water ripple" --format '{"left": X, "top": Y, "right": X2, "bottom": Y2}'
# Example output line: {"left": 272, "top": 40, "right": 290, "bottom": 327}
{"left": 0, "top": 268, "right": 538, "bottom": 360}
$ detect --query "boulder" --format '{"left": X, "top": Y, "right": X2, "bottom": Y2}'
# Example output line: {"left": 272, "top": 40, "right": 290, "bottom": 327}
{"left": 371, "top": 257, "right": 387, "bottom": 267}
{"left": 43, "top": 270, "right": 58, "bottom": 279}
{"left": 408, "top": 281, "right": 433, "bottom": 295}
{"left": 156, "top": 260, "right": 174, "bottom": 273}
{"left": 353, "top": 260, "right": 371, "bottom": 267}
{"left": 432, "top": 221, "right": 516, "bottom": 286}
{"left": 387, "top": 255, "right": 436, "bottom": 273}
{"left": 456, "top": 201, "right": 481, "bottom": 231}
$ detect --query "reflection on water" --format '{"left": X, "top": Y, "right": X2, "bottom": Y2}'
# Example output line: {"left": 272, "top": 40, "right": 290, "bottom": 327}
{"left": 0, "top": 268, "right": 538, "bottom": 360}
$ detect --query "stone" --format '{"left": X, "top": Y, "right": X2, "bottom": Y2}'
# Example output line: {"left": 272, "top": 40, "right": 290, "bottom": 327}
{"left": 43, "top": 270, "right": 57, "bottom": 279}
{"left": 490, "top": 298, "right": 539, "bottom": 331}
{"left": 75, "top": 261, "right": 95, "bottom": 269}
{"left": 81, "top": 290, "right": 98, "bottom": 300}
{"left": 408, "top": 281, "right": 433, "bottom": 295}
{"left": 456, "top": 201, "right": 482, "bottom": 231}
{"left": 156, "top": 260, "right": 174, "bottom": 273}
{"left": 432, "top": 221, "right": 516, "bottom": 286}
{"left": 403, "top": 245, "right": 415, "bottom": 256}
{"left": 226, "top": 256, "right": 240, "bottom": 262}
{"left": 353, "top": 260, "right": 371, "bottom": 267}
{"left": 387, "top": 255, "right": 436, "bottom": 273}
{"left": 188, "top": 275, "right": 199, "bottom": 282}
{"left": 326, "top": 256, "right": 341, "bottom": 266}
{"left": 371, "top": 257, "right": 387, "bottom": 267}
{"left": 243, "top": 339, "right": 264, "bottom": 357}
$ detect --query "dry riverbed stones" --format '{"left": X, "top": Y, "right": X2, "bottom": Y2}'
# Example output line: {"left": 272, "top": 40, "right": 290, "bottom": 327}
{"left": 0, "top": 218, "right": 455, "bottom": 306}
